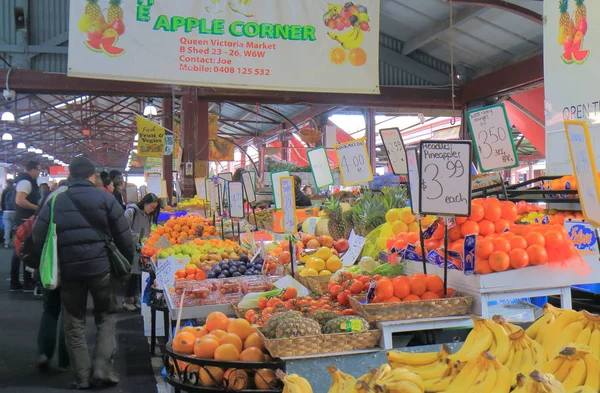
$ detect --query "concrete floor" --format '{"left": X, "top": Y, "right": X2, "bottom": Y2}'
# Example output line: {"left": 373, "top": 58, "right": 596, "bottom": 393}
{"left": 0, "top": 248, "right": 160, "bottom": 392}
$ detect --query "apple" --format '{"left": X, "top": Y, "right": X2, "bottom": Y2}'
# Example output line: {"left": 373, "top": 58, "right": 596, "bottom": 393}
{"left": 87, "top": 27, "right": 103, "bottom": 40}
{"left": 110, "top": 19, "right": 126, "bottom": 36}
{"left": 577, "top": 17, "right": 587, "bottom": 36}
{"left": 333, "top": 238, "right": 349, "bottom": 253}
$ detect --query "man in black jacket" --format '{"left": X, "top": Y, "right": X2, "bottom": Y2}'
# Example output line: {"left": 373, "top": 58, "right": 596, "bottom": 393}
{"left": 33, "top": 157, "right": 134, "bottom": 389}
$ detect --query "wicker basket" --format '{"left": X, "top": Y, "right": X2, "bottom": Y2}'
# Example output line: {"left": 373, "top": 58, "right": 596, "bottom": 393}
{"left": 257, "top": 329, "right": 381, "bottom": 357}
{"left": 349, "top": 294, "right": 473, "bottom": 323}
{"left": 297, "top": 275, "right": 331, "bottom": 295}
{"left": 298, "top": 127, "right": 322, "bottom": 145}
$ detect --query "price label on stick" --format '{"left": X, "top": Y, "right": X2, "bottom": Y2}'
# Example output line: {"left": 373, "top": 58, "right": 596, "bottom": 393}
{"left": 271, "top": 170, "right": 290, "bottom": 210}
{"left": 155, "top": 256, "right": 175, "bottom": 290}
{"left": 380, "top": 128, "right": 408, "bottom": 175}
{"left": 209, "top": 181, "right": 217, "bottom": 212}
{"left": 419, "top": 140, "right": 473, "bottom": 217}
{"left": 218, "top": 172, "right": 233, "bottom": 181}
{"left": 564, "top": 120, "right": 600, "bottom": 226}
{"left": 334, "top": 139, "right": 374, "bottom": 186}
{"left": 241, "top": 171, "right": 257, "bottom": 204}
{"left": 279, "top": 176, "right": 297, "bottom": 233}
{"left": 406, "top": 148, "right": 420, "bottom": 215}
{"left": 341, "top": 230, "right": 366, "bottom": 266}
{"left": 228, "top": 181, "right": 244, "bottom": 218}
{"left": 195, "top": 178, "right": 207, "bottom": 199}
{"left": 467, "top": 104, "right": 519, "bottom": 172}
{"left": 307, "top": 147, "right": 334, "bottom": 189}
{"left": 204, "top": 179, "right": 212, "bottom": 202}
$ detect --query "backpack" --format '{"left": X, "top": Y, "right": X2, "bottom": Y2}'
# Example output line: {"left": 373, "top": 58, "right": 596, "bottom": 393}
{"left": 14, "top": 215, "right": 41, "bottom": 269}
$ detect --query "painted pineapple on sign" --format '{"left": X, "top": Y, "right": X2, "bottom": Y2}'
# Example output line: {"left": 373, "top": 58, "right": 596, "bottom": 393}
{"left": 559, "top": 0, "right": 589, "bottom": 65}
{"left": 206, "top": 0, "right": 254, "bottom": 17}
{"left": 78, "top": 0, "right": 126, "bottom": 57}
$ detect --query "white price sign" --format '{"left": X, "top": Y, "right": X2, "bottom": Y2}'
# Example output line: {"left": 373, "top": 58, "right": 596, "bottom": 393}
{"left": 341, "top": 230, "right": 366, "bottom": 266}
{"left": 195, "top": 177, "right": 207, "bottom": 199}
{"left": 155, "top": 256, "right": 175, "bottom": 290}
{"left": 467, "top": 104, "right": 519, "bottom": 172}
{"left": 280, "top": 176, "right": 297, "bottom": 233}
{"left": 241, "top": 171, "right": 257, "bottom": 204}
{"left": 271, "top": 170, "right": 290, "bottom": 210}
{"left": 209, "top": 181, "right": 217, "bottom": 212}
{"left": 564, "top": 121, "right": 600, "bottom": 226}
{"left": 334, "top": 139, "right": 374, "bottom": 186}
{"left": 228, "top": 181, "right": 245, "bottom": 218}
{"left": 380, "top": 128, "right": 408, "bottom": 175}
{"left": 406, "top": 148, "right": 420, "bottom": 215}
{"left": 147, "top": 174, "right": 162, "bottom": 196}
{"left": 204, "top": 178, "right": 212, "bottom": 201}
{"left": 218, "top": 172, "right": 233, "bottom": 181}
{"left": 307, "top": 147, "right": 334, "bottom": 189}
{"left": 419, "top": 140, "right": 472, "bottom": 217}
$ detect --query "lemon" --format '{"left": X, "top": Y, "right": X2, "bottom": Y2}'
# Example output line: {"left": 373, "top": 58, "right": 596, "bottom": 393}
{"left": 399, "top": 209, "right": 417, "bottom": 224}
{"left": 379, "top": 222, "right": 393, "bottom": 239}
{"left": 391, "top": 220, "right": 408, "bottom": 234}
{"left": 385, "top": 209, "right": 401, "bottom": 223}
{"left": 306, "top": 258, "right": 326, "bottom": 272}
{"left": 319, "top": 270, "right": 332, "bottom": 276}
{"left": 315, "top": 246, "right": 333, "bottom": 261}
{"left": 300, "top": 268, "right": 319, "bottom": 277}
{"left": 408, "top": 222, "right": 420, "bottom": 233}
{"left": 326, "top": 256, "right": 342, "bottom": 273}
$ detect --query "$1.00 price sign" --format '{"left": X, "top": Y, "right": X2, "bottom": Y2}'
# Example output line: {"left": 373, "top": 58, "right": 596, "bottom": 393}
{"left": 195, "top": 178, "right": 207, "bottom": 199}
{"left": 380, "top": 128, "right": 408, "bottom": 175}
{"left": 307, "top": 147, "right": 334, "bottom": 189}
{"left": 467, "top": 103, "right": 519, "bottom": 172}
{"left": 419, "top": 140, "right": 472, "bottom": 217}
{"left": 334, "top": 139, "right": 374, "bottom": 186}
{"left": 280, "top": 176, "right": 297, "bottom": 233}
{"left": 564, "top": 120, "right": 600, "bottom": 225}
{"left": 406, "top": 148, "right": 420, "bottom": 215}
{"left": 228, "top": 181, "right": 245, "bottom": 218}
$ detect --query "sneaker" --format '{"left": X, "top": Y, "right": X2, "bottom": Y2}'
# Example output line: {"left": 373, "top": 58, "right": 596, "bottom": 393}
{"left": 33, "top": 286, "right": 43, "bottom": 299}
{"left": 123, "top": 302, "right": 137, "bottom": 312}
{"left": 22, "top": 282, "right": 35, "bottom": 293}
{"left": 37, "top": 355, "right": 49, "bottom": 372}
{"left": 4, "top": 244, "right": 9, "bottom": 249}
{"left": 9, "top": 282, "right": 23, "bottom": 292}
{"left": 91, "top": 370, "right": 119, "bottom": 387}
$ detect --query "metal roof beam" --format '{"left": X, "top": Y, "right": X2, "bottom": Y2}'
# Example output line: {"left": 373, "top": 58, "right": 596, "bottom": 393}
{"left": 380, "top": 47, "right": 450, "bottom": 85}
{"left": 445, "top": 0, "right": 543, "bottom": 24}
{"left": 402, "top": 6, "right": 487, "bottom": 55}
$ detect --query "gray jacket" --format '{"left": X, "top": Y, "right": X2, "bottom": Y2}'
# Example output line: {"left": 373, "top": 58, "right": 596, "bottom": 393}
{"left": 124, "top": 204, "right": 152, "bottom": 274}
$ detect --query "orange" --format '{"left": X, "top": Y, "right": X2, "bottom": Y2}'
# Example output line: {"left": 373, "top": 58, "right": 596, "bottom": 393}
{"left": 544, "top": 230, "right": 565, "bottom": 249}
{"left": 205, "top": 312, "right": 230, "bottom": 332}
{"left": 255, "top": 369, "right": 277, "bottom": 390}
{"left": 182, "top": 326, "right": 208, "bottom": 339}
{"left": 525, "top": 232, "right": 545, "bottom": 247}
{"left": 348, "top": 48, "right": 367, "bottom": 66}
{"left": 329, "top": 47, "right": 346, "bottom": 65}
{"left": 421, "top": 291, "right": 440, "bottom": 300}
{"left": 193, "top": 337, "right": 220, "bottom": 358}
{"left": 392, "top": 276, "right": 411, "bottom": 299}
{"left": 499, "top": 231, "right": 516, "bottom": 239}
{"left": 403, "top": 294, "right": 421, "bottom": 302}
{"left": 501, "top": 202, "right": 518, "bottom": 222}
{"left": 227, "top": 319, "right": 256, "bottom": 340}
{"left": 456, "top": 217, "right": 468, "bottom": 224}
{"left": 244, "top": 332, "right": 265, "bottom": 351}
{"left": 492, "top": 237, "right": 512, "bottom": 254}
{"left": 527, "top": 245, "right": 549, "bottom": 266}
{"left": 509, "top": 235, "right": 528, "bottom": 250}
{"left": 219, "top": 333, "right": 243, "bottom": 352}
{"left": 449, "top": 241, "right": 463, "bottom": 256}
{"left": 214, "top": 343, "right": 240, "bottom": 361}
{"left": 432, "top": 224, "right": 446, "bottom": 240}
{"left": 172, "top": 332, "right": 196, "bottom": 354}
{"left": 424, "top": 238, "right": 441, "bottom": 251}
{"left": 199, "top": 366, "right": 224, "bottom": 386}
{"left": 476, "top": 239, "right": 494, "bottom": 259}
{"left": 239, "top": 347, "right": 266, "bottom": 362}
{"left": 375, "top": 278, "right": 394, "bottom": 300}
{"left": 409, "top": 275, "right": 427, "bottom": 296}
{"left": 472, "top": 198, "right": 486, "bottom": 205}
{"left": 509, "top": 248, "right": 529, "bottom": 269}
{"left": 425, "top": 275, "right": 444, "bottom": 293}
{"left": 460, "top": 221, "right": 480, "bottom": 237}
{"left": 475, "top": 259, "right": 493, "bottom": 274}
{"left": 210, "top": 329, "right": 228, "bottom": 339}
{"left": 494, "top": 218, "right": 510, "bottom": 234}
{"left": 489, "top": 251, "right": 510, "bottom": 272}
{"left": 469, "top": 204, "right": 485, "bottom": 222}
{"left": 386, "top": 296, "right": 402, "bottom": 303}
{"left": 478, "top": 220, "right": 495, "bottom": 236}
{"left": 483, "top": 203, "right": 502, "bottom": 222}
{"left": 448, "top": 225, "right": 462, "bottom": 242}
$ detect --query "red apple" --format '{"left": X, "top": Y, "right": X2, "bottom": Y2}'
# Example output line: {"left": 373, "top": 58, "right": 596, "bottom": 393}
{"left": 333, "top": 239, "right": 349, "bottom": 253}
{"left": 577, "top": 17, "right": 587, "bottom": 35}
{"left": 110, "top": 19, "right": 125, "bottom": 35}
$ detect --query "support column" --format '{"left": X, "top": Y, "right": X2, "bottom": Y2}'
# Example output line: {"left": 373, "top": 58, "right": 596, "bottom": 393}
{"left": 162, "top": 96, "right": 174, "bottom": 205}
{"left": 181, "top": 88, "right": 210, "bottom": 198}
{"left": 365, "top": 108, "right": 377, "bottom": 178}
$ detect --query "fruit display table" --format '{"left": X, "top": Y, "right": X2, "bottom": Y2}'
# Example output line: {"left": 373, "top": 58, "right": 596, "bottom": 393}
{"left": 164, "top": 286, "right": 236, "bottom": 322}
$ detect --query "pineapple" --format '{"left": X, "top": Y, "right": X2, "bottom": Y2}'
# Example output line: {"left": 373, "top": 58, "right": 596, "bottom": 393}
{"left": 85, "top": 0, "right": 102, "bottom": 19}
{"left": 262, "top": 311, "right": 302, "bottom": 338}
{"left": 558, "top": 0, "right": 570, "bottom": 32}
{"left": 322, "top": 316, "right": 369, "bottom": 334}
{"left": 107, "top": 0, "right": 124, "bottom": 23}
{"left": 308, "top": 309, "right": 340, "bottom": 327}
{"left": 574, "top": 0, "right": 587, "bottom": 26}
{"left": 275, "top": 317, "right": 321, "bottom": 339}
{"left": 324, "top": 197, "right": 346, "bottom": 240}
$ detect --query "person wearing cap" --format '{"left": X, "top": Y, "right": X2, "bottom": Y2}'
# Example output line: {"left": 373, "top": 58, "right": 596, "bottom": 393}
{"left": 32, "top": 157, "right": 134, "bottom": 389}
{"left": 1, "top": 179, "right": 17, "bottom": 248}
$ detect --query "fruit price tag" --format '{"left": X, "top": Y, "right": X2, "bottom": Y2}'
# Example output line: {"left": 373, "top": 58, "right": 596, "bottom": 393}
{"left": 208, "top": 181, "right": 218, "bottom": 212}
{"left": 204, "top": 179, "right": 212, "bottom": 202}
{"left": 218, "top": 172, "right": 233, "bottom": 181}
{"left": 467, "top": 104, "right": 519, "bottom": 172}
{"left": 307, "top": 218, "right": 317, "bottom": 235}
{"left": 406, "top": 147, "right": 420, "bottom": 215}
{"left": 147, "top": 174, "right": 162, "bottom": 197}
{"left": 280, "top": 176, "right": 297, "bottom": 233}
{"left": 334, "top": 139, "right": 374, "bottom": 186}
{"left": 307, "top": 147, "right": 334, "bottom": 189}
{"left": 155, "top": 255, "right": 175, "bottom": 290}
{"left": 380, "top": 127, "right": 408, "bottom": 175}
{"left": 341, "top": 230, "right": 366, "bottom": 266}
{"left": 228, "top": 181, "right": 244, "bottom": 218}
{"left": 564, "top": 120, "right": 600, "bottom": 226}
{"left": 340, "top": 319, "right": 363, "bottom": 332}
{"left": 419, "top": 140, "right": 473, "bottom": 217}
{"left": 271, "top": 170, "right": 290, "bottom": 210}
{"left": 154, "top": 235, "right": 173, "bottom": 250}
{"left": 241, "top": 171, "right": 257, "bottom": 204}
{"left": 195, "top": 178, "right": 207, "bottom": 199}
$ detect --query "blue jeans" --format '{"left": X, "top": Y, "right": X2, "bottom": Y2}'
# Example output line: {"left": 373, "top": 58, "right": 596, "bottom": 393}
{"left": 2, "top": 210, "right": 15, "bottom": 244}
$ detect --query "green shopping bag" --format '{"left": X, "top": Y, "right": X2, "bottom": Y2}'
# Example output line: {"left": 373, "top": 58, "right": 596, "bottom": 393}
{"left": 40, "top": 194, "right": 59, "bottom": 290}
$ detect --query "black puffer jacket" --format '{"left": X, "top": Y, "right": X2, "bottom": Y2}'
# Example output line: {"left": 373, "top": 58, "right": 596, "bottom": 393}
{"left": 32, "top": 180, "right": 134, "bottom": 280}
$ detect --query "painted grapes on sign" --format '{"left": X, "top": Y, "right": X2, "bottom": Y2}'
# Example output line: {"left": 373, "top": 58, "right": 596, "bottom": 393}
{"left": 558, "top": 0, "right": 589, "bottom": 65}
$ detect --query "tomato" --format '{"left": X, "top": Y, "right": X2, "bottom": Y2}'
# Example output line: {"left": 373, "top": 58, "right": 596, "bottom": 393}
{"left": 342, "top": 309, "right": 357, "bottom": 315}
{"left": 363, "top": 281, "right": 372, "bottom": 291}
{"left": 258, "top": 297, "right": 268, "bottom": 310}
{"left": 337, "top": 290, "right": 350, "bottom": 305}
{"left": 358, "top": 275, "right": 371, "bottom": 284}
{"left": 245, "top": 310, "right": 256, "bottom": 323}
{"left": 349, "top": 281, "right": 364, "bottom": 295}
{"left": 320, "top": 304, "right": 333, "bottom": 310}
{"left": 329, "top": 283, "right": 342, "bottom": 297}
{"left": 372, "top": 274, "right": 383, "bottom": 281}
{"left": 266, "top": 298, "right": 281, "bottom": 308}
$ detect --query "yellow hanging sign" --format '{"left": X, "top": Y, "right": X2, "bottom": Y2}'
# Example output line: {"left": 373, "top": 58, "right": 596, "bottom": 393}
{"left": 136, "top": 115, "right": 165, "bottom": 157}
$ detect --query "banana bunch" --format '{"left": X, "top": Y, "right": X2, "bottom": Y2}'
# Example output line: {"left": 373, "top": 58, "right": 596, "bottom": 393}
{"left": 512, "top": 370, "right": 565, "bottom": 393}
{"left": 542, "top": 345, "right": 600, "bottom": 392}
{"left": 445, "top": 317, "right": 510, "bottom": 365}
{"left": 386, "top": 345, "right": 456, "bottom": 390}
{"left": 327, "top": 366, "right": 359, "bottom": 393}
{"left": 505, "top": 328, "right": 548, "bottom": 383}
{"left": 353, "top": 364, "right": 424, "bottom": 393}
{"left": 444, "top": 351, "right": 512, "bottom": 393}
{"left": 277, "top": 371, "right": 313, "bottom": 393}
{"left": 539, "top": 309, "right": 600, "bottom": 360}
{"left": 327, "top": 27, "right": 364, "bottom": 50}
{"left": 526, "top": 304, "right": 563, "bottom": 342}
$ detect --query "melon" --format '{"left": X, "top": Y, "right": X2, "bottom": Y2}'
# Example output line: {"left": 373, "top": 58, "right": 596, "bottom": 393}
{"left": 315, "top": 218, "right": 330, "bottom": 237}
{"left": 573, "top": 49, "right": 589, "bottom": 64}
{"left": 100, "top": 43, "right": 125, "bottom": 57}
{"left": 85, "top": 36, "right": 117, "bottom": 53}
{"left": 561, "top": 52, "right": 574, "bottom": 64}
{"left": 301, "top": 217, "right": 318, "bottom": 234}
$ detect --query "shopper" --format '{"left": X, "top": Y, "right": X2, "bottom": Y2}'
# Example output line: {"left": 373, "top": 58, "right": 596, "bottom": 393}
{"left": 302, "top": 185, "right": 314, "bottom": 197}
{"left": 1, "top": 179, "right": 16, "bottom": 248}
{"left": 32, "top": 157, "right": 134, "bottom": 389}
{"left": 123, "top": 193, "right": 160, "bottom": 311}
{"left": 109, "top": 169, "right": 126, "bottom": 210}
{"left": 100, "top": 171, "right": 114, "bottom": 194}
{"left": 35, "top": 180, "right": 69, "bottom": 372}
{"left": 39, "top": 183, "right": 50, "bottom": 202}
{"left": 293, "top": 175, "right": 312, "bottom": 207}
{"left": 10, "top": 160, "right": 41, "bottom": 292}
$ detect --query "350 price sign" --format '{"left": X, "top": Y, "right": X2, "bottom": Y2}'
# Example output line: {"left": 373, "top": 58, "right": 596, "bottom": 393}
{"left": 334, "top": 139, "right": 373, "bottom": 186}
{"left": 467, "top": 104, "right": 519, "bottom": 173}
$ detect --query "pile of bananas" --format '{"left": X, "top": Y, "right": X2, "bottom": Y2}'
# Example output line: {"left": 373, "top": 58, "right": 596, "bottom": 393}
{"left": 512, "top": 371, "right": 564, "bottom": 393}
{"left": 277, "top": 370, "right": 313, "bottom": 393}
{"left": 526, "top": 304, "right": 600, "bottom": 360}
{"left": 542, "top": 345, "right": 600, "bottom": 392}
{"left": 327, "top": 364, "right": 424, "bottom": 393}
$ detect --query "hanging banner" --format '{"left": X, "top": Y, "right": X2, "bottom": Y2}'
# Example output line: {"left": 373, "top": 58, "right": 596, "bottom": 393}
{"left": 136, "top": 116, "right": 165, "bottom": 157}
{"left": 48, "top": 166, "right": 70, "bottom": 177}
{"left": 209, "top": 138, "right": 235, "bottom": 161}
{"left": 67, "top": 0, "right": 380, "bottom": 94}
